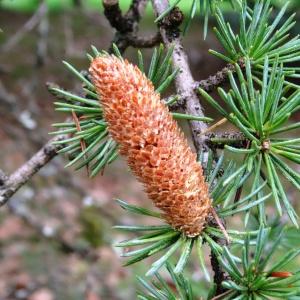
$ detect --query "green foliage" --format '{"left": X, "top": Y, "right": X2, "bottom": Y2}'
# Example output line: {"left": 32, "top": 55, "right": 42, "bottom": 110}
{"left": 49, "top": 0, "right": 300, "bottom": 298}
{"left": 115, "top": 198, "right": 225, "bottom": 278}
{"left": 219, "top": 227, "right": 300, "bottom": 299}
{"left": 202, "top": 153, "right": 271, "bottom": 219}
{"left": 50, "top": 58, "right": 118, "bottom": 178}
{"left": 137, "top": 263, "right": 194, "bottom": 300}
{"left": 211, "top": 0, "right": 300, "bottom": 86}
{"left": 137, "top": 226, "right": 300, "bottom": 300}
{"left": 114, "top": 154, "right": 267, "bottom": 277}
{"left": 156, "top": 0, "right": 242, "bottom": 38}
{"left": 199, "top": 57, "right": 300, "bottom": 226}
{"left": 51, "top": 45, "right": 211, "bottom": 177}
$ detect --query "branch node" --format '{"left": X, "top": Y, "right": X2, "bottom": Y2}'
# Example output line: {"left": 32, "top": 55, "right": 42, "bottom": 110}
{"left": 103, "top": 0, "right": 129, "bottom": 33}
{"left": 161, "top": 7, "right": 184, "bottom": 29}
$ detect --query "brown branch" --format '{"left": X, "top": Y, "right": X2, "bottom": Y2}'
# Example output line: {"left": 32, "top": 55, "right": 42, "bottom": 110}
{"left": 205, "top": 132, "right": 247, "bottom": 150}
{"left": 0, "top": 0, "right": 246, "bottom": 210}
{"left": 211, "top": 250, "right": 227, "bottom": 295}
{"left": 197, "top": 58, "right": 245, "bottom": 92}
{"left": 151, "top": 1, "right": 234, "bottom": 295}
{"left": 103, "top": 0, "right": 155, "bottom": 53}
{"left": 103, "top": 0, "right": 129, "bottom": 33}
{"left": 208, "top": 216, "right": 228, "bottom": 296}
{"left": 197, "top": 63, "right": 236, "bottom": 93}
{"left": 151, "top": 1, "right": 208, "bottom": 152}
{"left": 125, "top": 0, "right": 149, "bottom": 25}
{"left": 127, "top": 32, "right": 162, "bottom": 48}
{"left": 167, "top": 60, "right": 244, "bottom": 110}
{"left": 0, "top": 134, "right": 66, "bottom": 207}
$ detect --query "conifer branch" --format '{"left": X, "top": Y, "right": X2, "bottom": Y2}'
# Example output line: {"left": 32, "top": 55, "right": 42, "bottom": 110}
{"left": 0, "top": 134, "right": 66, "bottom": 207}
{"left": 103, "top": 0, "right": 128, "bottom": 33}
{"left": 3, "top": 2, "right": 300, "bottom": 298}
{"left": 0, "top": 128, "right": 246, "bottom": 207}
{"left": 103, "top": 0, "right": 153, "bottom": 53}
{"left": 90, "top": 55, "right": 212, "bottom": 236}
{"left": 197, "top": 60, "right": 244, "bottom": 93}
{"left": 126, "top": 32, "right": 162, "bottom": 48}
{"left": 152, "top": 0, "right": 229, "bottom": 293}
{"left": 0, "top": 1, "right": 247, "bottom": 209}
{"left": 151, "top": 0, "right": 208, "bottom": 152}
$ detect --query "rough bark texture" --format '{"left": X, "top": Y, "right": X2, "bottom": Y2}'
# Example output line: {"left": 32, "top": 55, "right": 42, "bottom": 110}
{"left": 103, "top": 0, "right": 152, "bottom": 53}
{"left": 0, "top": 134, "right": 66, "bottom": 206}
{"left": 151, "top": 1, "right": 208, "bottom": 152}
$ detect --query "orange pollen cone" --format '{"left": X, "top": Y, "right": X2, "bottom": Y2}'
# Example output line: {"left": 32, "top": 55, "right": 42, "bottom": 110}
{"left": 89, "top": 55, "right": 212, "bottom": 237}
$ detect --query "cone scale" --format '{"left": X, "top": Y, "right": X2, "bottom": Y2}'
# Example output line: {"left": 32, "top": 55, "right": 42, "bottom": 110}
{"left": 90, "top": 55, "right": 212, "bottom": 237}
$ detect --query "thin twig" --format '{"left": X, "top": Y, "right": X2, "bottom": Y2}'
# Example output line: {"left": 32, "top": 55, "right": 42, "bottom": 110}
{"left": 103, "top": 0, "right": 129, "bottom": 33}
{"left": 127, "top": 32, "right": 162, "bottom": 48}
{"left": 206, "top": 132, "right": 247, "bottom": 150}
{"left": 0, "top": 134, "right": 67, "bottom": 207}
{"left": 197, "top": 63, "right": 235, "bottom": 92}
{"left": 0, "top": 0, "right": 246, "bottom": 209}
{"left": 103, "top": 0, "right": 150, "bottom": 53}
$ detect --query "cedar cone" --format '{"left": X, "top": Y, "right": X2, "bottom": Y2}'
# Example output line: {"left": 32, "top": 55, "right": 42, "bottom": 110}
{"left": 89, "top": 55, "right": 212, "bottom": 237}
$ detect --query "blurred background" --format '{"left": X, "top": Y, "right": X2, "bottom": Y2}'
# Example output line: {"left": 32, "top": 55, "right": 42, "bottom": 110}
{"left": 0, "top": 1, "right": 300, "bottom": 299}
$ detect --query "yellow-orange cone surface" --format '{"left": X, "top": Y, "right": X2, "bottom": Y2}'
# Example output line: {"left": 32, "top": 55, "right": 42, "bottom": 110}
{"left": 89, "top": 55, "right": 212, "bottom": 237}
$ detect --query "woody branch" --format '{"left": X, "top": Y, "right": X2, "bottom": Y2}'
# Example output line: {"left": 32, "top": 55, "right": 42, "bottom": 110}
{"left": 0, "top": 0, "right": 246, "bottom": 210}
